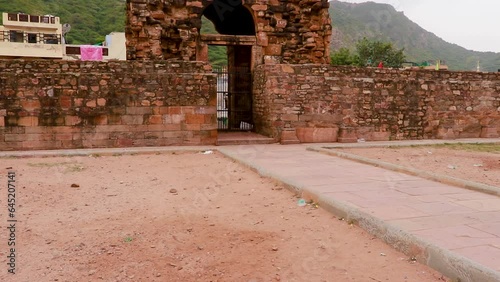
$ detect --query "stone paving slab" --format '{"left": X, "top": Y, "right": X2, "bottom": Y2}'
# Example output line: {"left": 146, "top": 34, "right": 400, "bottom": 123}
{"left": 217, "top": 144, "right": 500, "bottom": 282}
{"left": 308, "top": 143, "right": 500, "bottom": 197}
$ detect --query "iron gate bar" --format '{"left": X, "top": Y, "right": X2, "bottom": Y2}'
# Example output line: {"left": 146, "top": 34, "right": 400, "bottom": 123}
{"left": 214, "top": 66, "right": 253, "bottom": 131}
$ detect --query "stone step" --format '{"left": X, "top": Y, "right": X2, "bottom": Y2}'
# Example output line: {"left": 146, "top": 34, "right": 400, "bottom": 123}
{"left": 216, "top": 132, "right": 276, "bottom": 146}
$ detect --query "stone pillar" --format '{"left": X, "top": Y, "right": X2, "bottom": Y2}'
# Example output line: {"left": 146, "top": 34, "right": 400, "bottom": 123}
{"left": 280, "top": 128, "right": 301, "bottom": 145}
{"left": 251, "top": 45, "right": 263, "bottom": 71}
{"left": 196, "top": 41, "right": 208, "bottom": 62}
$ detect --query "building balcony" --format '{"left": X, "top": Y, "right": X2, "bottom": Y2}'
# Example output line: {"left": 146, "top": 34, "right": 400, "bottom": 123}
{"left": 0, "top": 30, "right": 63, "bottom": 58}
{"left": 2, "top": 13, "right": 60, "bottom": 31}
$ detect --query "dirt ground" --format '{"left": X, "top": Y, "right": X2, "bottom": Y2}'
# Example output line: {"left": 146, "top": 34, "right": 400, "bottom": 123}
{"left": 0, "top": 151, "right": 446, "bottom": 282}
{"left": 337, "top": 145, "right": 500, "bottom": 188}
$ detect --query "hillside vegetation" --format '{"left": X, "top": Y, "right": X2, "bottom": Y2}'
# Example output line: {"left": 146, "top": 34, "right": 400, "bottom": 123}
{"left": 1, "top": 0, "right": 499, "bottom": 71}
{"left": 201, "top": 16, "right": 227, "bottom": 66}
{"left": 330, "top": 0, "right": 500, "bottom": 71}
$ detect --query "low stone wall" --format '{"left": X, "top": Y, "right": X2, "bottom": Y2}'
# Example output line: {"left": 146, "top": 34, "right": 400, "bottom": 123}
{"left": 0, "top": 60, "right": 216, "bottom": 150}
{"left": 254, "top": 64, "right": 500, "bottom": 143}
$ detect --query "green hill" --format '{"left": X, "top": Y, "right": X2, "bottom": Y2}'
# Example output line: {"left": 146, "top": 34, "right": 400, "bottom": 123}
{"left": 330, "top": 0, "right": 500, "bottom": 71}
{"left": 1, "top": 0, "right": 499, "bottom": 71}
{"left": 201, "top": 17, "right": 227, "bottom": 66}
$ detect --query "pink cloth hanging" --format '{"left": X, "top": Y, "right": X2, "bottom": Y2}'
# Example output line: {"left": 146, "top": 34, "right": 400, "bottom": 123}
{"left": 80, "top": 45, "right": 103, "bottom": 61}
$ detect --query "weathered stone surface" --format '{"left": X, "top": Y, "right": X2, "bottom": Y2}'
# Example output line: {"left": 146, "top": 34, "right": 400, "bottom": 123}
{"left": 337, "top": 127, "right": 358, "bottom": 143}
{"left": 0, "top": 60, "right": 217, "bottom": 150}
{"left": 481, "top": 127, "right": 499, "bottom": 138}
{"left": 254, "top": 64, "right": 500, "bottom": 142}
{"left": 125, "top": 0, "right": 331, "bottom": 64}
{"left": 280, "top": 128, "right": 300, "bottom": 145}
{"left": 296, "top": 127, "right": 338, "bottom": 143}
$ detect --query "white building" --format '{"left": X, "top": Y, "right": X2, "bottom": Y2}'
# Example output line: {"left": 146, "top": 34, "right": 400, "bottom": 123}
{"left": 104, "top": 32, "right": 126, "bottom": 61}
{"left": 0, "top": 12, "right": 126, "bottom": 61}
{"left": 64, "top": 32, "right": 126, "bottom": 61}
{"left": 0, "top": 12, "right": 64, "bottom": 59}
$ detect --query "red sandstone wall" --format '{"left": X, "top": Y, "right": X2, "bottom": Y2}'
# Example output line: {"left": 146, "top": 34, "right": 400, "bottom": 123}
{"left": 0, "top": 60, "right": 217, "bottom": 151}
{"left": 253, "top": 65, "right": 500, "bottom": 143}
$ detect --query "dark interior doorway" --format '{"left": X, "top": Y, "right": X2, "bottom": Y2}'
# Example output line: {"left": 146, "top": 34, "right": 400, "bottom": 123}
{"left": 202, "top": 3, "right": 255, "bottom": 131}
{"left": 214, "top": 50, "right": 253, "bottom": 131}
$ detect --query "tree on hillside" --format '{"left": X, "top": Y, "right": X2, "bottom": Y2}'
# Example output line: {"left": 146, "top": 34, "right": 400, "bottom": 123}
{"left": 331, "top": 38, "right": 406, "bottom": 68}
{"left": 355, "top": 38, "right": 406, "bottom": 68}
{"left": 330, "top": 48, "right": 359, "bottom": 66}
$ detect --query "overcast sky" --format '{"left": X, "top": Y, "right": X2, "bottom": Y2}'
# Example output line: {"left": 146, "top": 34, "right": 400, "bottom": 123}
{"left": 339, "top": 0, "right": 500, "bottom": 53}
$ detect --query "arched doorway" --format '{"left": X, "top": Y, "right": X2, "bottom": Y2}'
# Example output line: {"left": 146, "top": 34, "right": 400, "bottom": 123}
{"left": 200, "top": 2, "right": 256, "bottom": 131}
{"left": 203, "top": 2, "right": 255, "bottom": 36}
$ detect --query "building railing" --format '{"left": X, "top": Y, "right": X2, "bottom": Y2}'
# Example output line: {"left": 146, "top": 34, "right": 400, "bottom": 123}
{"left": 0, "top": 30, "right": 61, "bottom": 44}
{"left": 6, "top": 13, "right": 57, "bottom": 24}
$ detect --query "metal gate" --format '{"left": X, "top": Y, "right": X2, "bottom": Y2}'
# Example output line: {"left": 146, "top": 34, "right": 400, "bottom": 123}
{"left": 214, "top": 66, "right": 253, "bottom": 131}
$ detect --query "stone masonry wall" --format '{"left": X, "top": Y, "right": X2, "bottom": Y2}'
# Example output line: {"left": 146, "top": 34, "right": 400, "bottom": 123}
{"left": 0, "top": 60, "right": 216, "bottom": 150}
{"left": 126, "top": 0, "right": 331, "bottom": 64}
{"left": 254, "top": 64, "right": 500, "bottom": 143}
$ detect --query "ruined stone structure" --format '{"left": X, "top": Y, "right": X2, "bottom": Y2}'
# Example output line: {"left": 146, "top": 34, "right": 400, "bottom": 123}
{"left": 1, "top": 60, "right": 499, "bottom": 151}
{"left": 0, "top": 60, "right": 216, "bottom": 150}
{"left": 126, "top": 0, "right": 332, "bottom": 135}
{"left": 1, "top": 1, "right": 498, "bottom": 151}
{"left": 125, "top": 0, "right": 332, "bottom": 65}
{"left": 254, "top": 65, "right": 500, "bottom": 143}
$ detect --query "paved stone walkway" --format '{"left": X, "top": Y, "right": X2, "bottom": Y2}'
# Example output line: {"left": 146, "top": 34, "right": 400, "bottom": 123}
{"left": 218, "top": 143, "right": 500, "bottom": 282}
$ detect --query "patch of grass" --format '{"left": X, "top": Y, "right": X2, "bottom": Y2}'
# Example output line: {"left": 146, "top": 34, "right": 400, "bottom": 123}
{"left": 388, "top": 143, "right": 500, "bottom": 153}
{"left": 27, "top": 162, "right": 73, "bottom": 168}
{"left": 347, "top": 219, "right": 358, "bottom": 225}
{"left": 124, "top": 236, "right": 134, "bottom": 243}
{"left": 27, "top": 162, "right": 86, "bottom": 173}
{"left": 66, "top": 164, "right": 86, "bottom": 172}
{"left": 433, "top": 143, "right": 500, "bottom": 153}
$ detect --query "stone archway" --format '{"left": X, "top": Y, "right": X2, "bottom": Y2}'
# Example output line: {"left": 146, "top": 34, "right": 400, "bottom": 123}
{"left": 126, "top": 0, "right": 332, "bottom": 64}
{"left": 125, "top": 0, "right": 333, "bottom": 133}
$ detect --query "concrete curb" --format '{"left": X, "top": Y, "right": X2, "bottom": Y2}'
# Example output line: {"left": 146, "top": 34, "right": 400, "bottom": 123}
{"left": 306, "top": 138, "right": 500, "bottom": 149}
{"left": 307, "top": 146, "right": 500, "bottom": 197}
{"left": 216, "top": 147, "right": 305, "bottom": 194}
{"left": 314, "top": 193, "right": 500, "bottom": 282}
{"left": 217, "top": 147, "right": 500, "bottom": 282}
